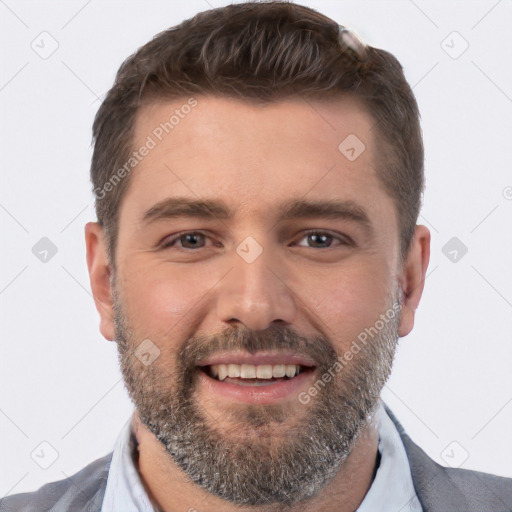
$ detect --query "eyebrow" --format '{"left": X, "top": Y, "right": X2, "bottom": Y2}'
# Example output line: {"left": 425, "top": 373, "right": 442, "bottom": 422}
{"left": 141, "top": 197, "right": 373, "bottom": 233}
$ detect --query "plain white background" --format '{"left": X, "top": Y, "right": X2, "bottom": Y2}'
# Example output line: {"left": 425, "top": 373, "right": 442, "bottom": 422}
{"left": 1, "top": 0, "right": 511, "bottom": 497}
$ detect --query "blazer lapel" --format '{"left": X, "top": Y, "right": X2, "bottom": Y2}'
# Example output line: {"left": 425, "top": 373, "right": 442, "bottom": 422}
{"left": 383, "top": 402, "right": 471, "bottom": 512}
{"left": 48, "top": 452, "right": 113, "bottom": 512}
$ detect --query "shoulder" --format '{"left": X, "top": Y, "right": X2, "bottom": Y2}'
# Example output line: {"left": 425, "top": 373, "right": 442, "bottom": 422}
{"left": 0, "top": 452, "right": 113, "bottom": 512}
{"left": 383, "top": 402, "right": 511, "bottom": 512}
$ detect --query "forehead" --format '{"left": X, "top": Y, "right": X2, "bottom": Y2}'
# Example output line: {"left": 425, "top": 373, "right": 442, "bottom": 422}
{"left": 121, "top": 94, "right": 394, "bottom": 228}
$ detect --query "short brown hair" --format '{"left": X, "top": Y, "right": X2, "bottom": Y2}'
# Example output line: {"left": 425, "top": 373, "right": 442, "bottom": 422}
{"left": 91, "top": 1, "right": 424, "bottom": 268}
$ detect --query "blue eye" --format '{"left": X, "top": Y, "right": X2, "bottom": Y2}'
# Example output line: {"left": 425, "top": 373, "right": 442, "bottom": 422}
{"left": 159, "top": 230, "right": 352, "bottom": 251}
{"left": 295, "top": 230, "right": 351, "bottom": 249}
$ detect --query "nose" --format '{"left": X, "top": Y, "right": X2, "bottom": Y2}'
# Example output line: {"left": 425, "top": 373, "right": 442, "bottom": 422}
{"left": 216, "top": 244, "right": 298, "bottom": 331}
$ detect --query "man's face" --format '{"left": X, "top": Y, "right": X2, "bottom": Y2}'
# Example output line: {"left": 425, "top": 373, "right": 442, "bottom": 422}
{"left": 101, "top": 95, "right": 408, "bottom": 505}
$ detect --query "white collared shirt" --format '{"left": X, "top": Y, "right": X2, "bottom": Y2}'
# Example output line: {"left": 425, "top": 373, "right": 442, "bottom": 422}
{"left": 357, "top": 402, "right": 423, "bottom": 512}
{"left": 101, "top": 401, "right": 422, "bottom": 511}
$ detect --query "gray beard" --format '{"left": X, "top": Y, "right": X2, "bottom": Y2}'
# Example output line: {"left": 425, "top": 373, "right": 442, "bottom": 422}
{"left": 113, "top": 285, "right": 401, "bottom": 507}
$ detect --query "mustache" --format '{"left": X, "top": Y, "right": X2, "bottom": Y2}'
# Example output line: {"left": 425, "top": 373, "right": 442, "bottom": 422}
{"left": 178, "top": 323, "right": 338, "bottom": 373}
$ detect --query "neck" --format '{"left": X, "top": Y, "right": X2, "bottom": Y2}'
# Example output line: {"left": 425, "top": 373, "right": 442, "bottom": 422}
{"left": 133, "top": 410, "right": 381, "bottom": 512}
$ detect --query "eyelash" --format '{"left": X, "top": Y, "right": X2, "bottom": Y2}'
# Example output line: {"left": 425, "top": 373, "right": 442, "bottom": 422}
{"left": 159, "top": 230, "right": 353, "bottom": 251}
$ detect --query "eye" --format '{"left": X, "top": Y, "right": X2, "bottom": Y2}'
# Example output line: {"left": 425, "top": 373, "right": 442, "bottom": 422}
{"left": 158, "top": 229, "right": 352, "bottom": 252}
{"left": 294, "top": 230, "right": 352, "bottom": 249}
{"left": 160, "top": 231, "right": 214, "bottom": 250}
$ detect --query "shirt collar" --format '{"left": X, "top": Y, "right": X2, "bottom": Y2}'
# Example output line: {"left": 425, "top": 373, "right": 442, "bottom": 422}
{"left": 357, "top": 400, "right": 423, "bottom": 512}
{"left": 101, "top": 415, "right": 158, "bottom": 512}
{"left": 101, "top": 400, "right": 422, "bottom": 512}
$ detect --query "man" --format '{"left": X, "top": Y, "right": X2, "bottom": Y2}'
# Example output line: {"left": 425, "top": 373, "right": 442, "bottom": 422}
{"left": 1, "top": 2, "right": 510, "bottom": 511}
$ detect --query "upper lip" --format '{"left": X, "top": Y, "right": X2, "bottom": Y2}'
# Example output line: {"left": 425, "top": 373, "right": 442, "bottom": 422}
{"left": 196, "top": 351, "right": 317, "bottom": 368}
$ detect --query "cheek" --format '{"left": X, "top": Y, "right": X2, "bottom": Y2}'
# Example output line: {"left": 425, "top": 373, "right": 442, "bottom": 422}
{"left": 303, "top": 260, "right": 395, "bottom": 348}
{"left": 121, "top": 263, "right": 213, "bottom": 337}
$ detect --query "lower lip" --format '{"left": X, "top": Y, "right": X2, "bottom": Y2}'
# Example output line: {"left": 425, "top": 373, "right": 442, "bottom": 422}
{"left": 197, "top": 368, "right": 316, "bottom": 405}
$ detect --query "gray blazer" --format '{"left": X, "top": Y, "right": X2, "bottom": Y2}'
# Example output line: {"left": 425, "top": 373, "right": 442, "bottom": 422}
{"left": 1, "top": 404, "right": 510, "bottom": 511}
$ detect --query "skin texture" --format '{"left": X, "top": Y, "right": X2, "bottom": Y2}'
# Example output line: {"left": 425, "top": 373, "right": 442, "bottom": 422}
{"left": 85, "top": 95, "right": 430, "bottom": 512}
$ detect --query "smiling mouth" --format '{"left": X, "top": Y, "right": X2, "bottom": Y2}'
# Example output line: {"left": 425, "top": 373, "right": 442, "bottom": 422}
{"left": 197, "top": 363, "right": 315, "bottom": 386}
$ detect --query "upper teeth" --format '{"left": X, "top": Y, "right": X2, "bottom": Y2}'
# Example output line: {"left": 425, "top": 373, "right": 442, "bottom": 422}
{"left": 210, "top": 364, "right": 301, "bottom": 381}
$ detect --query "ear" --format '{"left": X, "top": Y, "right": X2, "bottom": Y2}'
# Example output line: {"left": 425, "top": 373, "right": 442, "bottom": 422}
{"left": 398, "top": 225, "right": 430, "bottom": 337}
{"left": 85, "top": 222, "right": 116, "bottom": 341}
